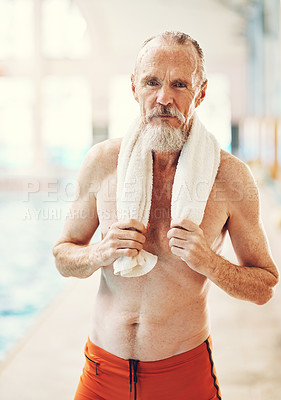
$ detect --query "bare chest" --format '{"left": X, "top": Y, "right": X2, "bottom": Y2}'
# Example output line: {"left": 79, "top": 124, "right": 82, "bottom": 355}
{"left": 96, "top": 170, "right": 229, "bottom": 254}
{"left": 94, "top": 168, "right": 229, "bottom": 339}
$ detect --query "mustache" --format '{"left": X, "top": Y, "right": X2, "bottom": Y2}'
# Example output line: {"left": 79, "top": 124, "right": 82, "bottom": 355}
{"left": 145, "top": 106, "right": 186, "bottom": 124}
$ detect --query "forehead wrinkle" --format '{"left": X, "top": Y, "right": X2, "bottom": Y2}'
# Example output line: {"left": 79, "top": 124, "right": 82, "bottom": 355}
{"left": 134, "top": 39, "right": 200, "bottom": 88}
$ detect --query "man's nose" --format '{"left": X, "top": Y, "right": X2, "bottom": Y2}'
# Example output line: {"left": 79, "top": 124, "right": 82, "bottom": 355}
{"left": 156, "top": 85, "right": 173, "bottom": 106}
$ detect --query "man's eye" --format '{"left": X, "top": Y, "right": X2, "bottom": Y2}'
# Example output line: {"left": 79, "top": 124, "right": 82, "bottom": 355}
{"left": 147, "top": 80, "right": 158, "bottom": 86}
{"left": 174, "top": 82, "right": 186, "bottom": 88}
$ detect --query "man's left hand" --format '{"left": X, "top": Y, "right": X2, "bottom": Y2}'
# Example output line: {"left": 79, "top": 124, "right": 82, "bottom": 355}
{"left": 167, "top": 219, "right": 215, "bottom": 276}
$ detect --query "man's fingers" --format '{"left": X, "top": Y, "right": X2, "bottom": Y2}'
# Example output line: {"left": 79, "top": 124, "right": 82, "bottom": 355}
{"left": 167, "top": 227, "right": 189, "bottom": 240}
{"left": 112, "top": 219, "right": 146, "bottom": 233}
{"left": 116, "top": 248, "right": 139, "bottom": 258}
{"left": 170, "top": 245, "right": 185, "bottom": 258}
{"left": 170, "top": 219, "right": 199, "bottom": 232}
{"left": 109, "top": 219, "right": 147, "bottom": 244}
{"left": 116, "top": 240, "right": 143, "bottom": 251}
{"left": 169, "top": 237, "right": 185, "bottom": 249}
{"left": 114, "top": 228, "right": 146, "bottom": 244}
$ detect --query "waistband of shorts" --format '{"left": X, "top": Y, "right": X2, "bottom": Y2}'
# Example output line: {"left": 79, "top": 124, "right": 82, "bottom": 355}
{"left": 86, "top": 336, "right": 211, "bottom": 371}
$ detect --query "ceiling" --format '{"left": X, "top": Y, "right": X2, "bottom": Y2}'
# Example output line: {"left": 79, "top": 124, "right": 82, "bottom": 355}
{"left": 77, "top": 0, "right": 249, "bottom": 73}
{"left": 75, "top": 0, "right": 252, "bottom": 124}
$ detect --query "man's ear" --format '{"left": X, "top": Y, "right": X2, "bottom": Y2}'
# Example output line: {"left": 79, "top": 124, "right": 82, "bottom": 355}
{"left": 131, "top": 74, "right": 139, "bottom": 102}
{"left": 195, "top": 80, "right": 207, "bottom": 108}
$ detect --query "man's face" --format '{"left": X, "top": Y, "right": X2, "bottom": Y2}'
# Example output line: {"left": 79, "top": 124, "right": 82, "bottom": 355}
{"left": 132, "top": 39, "right": 206, "bottom": 135}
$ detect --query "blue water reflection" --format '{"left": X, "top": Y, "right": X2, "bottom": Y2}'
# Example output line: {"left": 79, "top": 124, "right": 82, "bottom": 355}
{"left": 0, "top": 191, "right": 72, "bottom": 362}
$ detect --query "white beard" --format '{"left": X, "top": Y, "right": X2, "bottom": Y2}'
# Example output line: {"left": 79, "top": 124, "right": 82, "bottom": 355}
{"left": 140, "top": 120, "right": 189, "bottom": 153}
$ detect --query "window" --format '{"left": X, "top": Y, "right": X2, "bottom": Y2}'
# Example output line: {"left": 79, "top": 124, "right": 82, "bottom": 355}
{"left": 0, "top": 0, "right": 92, "bottom": 171}
{"left": 0, "top": 0, "right": 33, "bottom": 59}
{"left": 42, "top": 0, "right": 91, "bottom": 59}
{"left": 42, "top": 76, "right": 92, "bottom": 168}
{"left": 0, "top": 78, "right": 33, "bottom": 167}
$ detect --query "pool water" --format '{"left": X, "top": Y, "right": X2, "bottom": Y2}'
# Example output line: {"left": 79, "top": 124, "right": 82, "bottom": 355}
{"left": 0, "top": 191, "right": 72, "bottom": 363}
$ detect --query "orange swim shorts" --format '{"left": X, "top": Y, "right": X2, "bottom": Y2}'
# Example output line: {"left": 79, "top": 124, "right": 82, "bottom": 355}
{"left": 74, "top": 336, "right": 222, "bottom": 400}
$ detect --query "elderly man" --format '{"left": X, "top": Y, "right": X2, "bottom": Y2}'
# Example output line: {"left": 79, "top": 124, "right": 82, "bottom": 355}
{"left": 53, "top": 31, "right": 279, "bottom": 400}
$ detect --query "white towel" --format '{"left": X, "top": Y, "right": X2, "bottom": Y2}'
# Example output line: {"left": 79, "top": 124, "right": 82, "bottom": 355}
{"left": 113, "top": 113, "right": 220, "bottom": 277}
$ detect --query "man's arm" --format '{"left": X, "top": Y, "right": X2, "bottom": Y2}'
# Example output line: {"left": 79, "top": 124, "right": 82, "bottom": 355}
{"left": 167, "top": 159, "right": 279, "bottom": 305}
{"left": 53, "top": 141, "right": 146, "bottom": 279}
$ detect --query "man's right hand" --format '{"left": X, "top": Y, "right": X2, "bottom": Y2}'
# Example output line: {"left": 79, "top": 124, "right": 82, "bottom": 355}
{"left": 90, "top": 219, "right": 147, "bottom": 268}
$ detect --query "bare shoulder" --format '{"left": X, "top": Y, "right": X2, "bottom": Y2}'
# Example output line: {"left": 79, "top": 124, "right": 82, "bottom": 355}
{"left": 76, "top": 137, "right": 122, "bottom": 196}
{"left": 216, "top": 149, "right": 259, "bottom": 214}
{"left": 217, "top": 149, "right": 257, "bottom": 188}
{"left": 85, "top": 137, "right": 122, "bottom": 173}
{"left": 80, "top": 137, "right": 122, "bottom": 178}
{"left": 217, "top": 149, "right": 253, "bottom": 181}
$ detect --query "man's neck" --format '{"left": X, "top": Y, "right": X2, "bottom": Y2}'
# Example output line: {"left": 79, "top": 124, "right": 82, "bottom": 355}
{"left": 152, "top": 151, "right": 181, "bottom": 171}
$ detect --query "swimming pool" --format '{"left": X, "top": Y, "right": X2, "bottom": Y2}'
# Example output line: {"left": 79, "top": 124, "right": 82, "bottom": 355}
{"left": 0, "top": 190, "right": 71, "bottom": 363}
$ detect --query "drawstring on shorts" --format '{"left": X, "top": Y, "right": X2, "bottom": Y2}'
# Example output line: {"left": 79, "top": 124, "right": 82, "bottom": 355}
{"left": 129, "top": 359, "right": 139, "bottom": 400}
{"left": 85, "top": 354, "right": 100, "bottom": 375}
